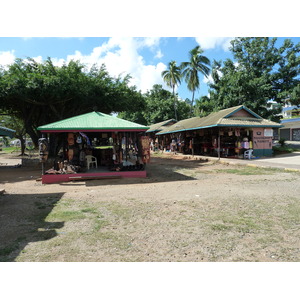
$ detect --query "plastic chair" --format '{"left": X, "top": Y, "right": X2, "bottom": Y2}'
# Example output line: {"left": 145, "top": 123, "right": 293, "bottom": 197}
{"left": 244, "top": 149, "right": 253, "bottom": 159}
{"left": 86, "top": 155, "right": 97, "bottom": 169}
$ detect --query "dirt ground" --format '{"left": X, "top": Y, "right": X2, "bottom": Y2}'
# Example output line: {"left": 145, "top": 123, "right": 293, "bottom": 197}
{"left": 1, "top": 152, "right": 300, "bottom": 262}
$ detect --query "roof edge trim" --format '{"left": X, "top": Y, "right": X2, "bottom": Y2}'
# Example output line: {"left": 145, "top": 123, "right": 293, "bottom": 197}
{"left": 225, "top": 105, "right": 263, "bottom": 119}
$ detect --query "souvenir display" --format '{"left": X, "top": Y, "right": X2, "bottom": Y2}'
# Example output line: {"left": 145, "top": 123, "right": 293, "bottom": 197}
{"left": 44, "top": 131, "right": 146, "bottom": 175}
{"left": 38, "top": 138, "right": 49, "bottom": 162}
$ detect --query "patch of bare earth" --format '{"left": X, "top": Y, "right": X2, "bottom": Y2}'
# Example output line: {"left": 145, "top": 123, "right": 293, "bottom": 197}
{"left": 1, "top": 153, "right": 300, "bottom": 262}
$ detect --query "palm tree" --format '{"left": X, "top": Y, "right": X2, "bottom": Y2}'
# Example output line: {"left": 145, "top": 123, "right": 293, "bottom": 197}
{"left": 181, "top": 46, "right": 210, "bottom": 116}
{"left": 161, "top": 60, "right": 182, "bottom": 120}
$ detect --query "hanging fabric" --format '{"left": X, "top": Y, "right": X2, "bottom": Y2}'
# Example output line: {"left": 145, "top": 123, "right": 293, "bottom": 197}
{"left": 79, "top": 132, "right": 91, "bottom": 146}
{"left": 68, "top": 133, "right": 75, "bottom": 145}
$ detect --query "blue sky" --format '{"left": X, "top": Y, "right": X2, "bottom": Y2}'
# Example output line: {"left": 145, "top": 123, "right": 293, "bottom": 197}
{"left": 1, "top": 37, "right": 300, "bottom": 101}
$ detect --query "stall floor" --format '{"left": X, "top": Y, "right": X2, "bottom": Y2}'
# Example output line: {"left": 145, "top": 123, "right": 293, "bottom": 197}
{"left": 42, "top": 167, "right": 146, "bottom": 184}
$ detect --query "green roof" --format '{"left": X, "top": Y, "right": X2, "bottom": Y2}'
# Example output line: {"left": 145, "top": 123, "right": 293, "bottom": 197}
{"left": 157, "top": 105, "right": 282, "bottom": 135}
{"left": 146, "top": 119, "right": 177, "bottom": 133}
{"left": 0, "top": 126, "right": 15, "bottom": 138}
{"left": 37, "top": 111, "right": 149, "bottom": 132}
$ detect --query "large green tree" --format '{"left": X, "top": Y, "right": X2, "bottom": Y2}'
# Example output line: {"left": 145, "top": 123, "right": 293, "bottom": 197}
{"left": 161, "top": 60, "right": 182, "bottom": 120}
{"left": 208, "top": 37, "right": 300, "bottom": 120}
{"left": 0, "top": 58, "right": 144, "bottom": 147}
{"left": 118, "top": 84, "right": 190, "bottom": 125}
{"left": 181, "top": 46, "right": 210, "bottom": 116}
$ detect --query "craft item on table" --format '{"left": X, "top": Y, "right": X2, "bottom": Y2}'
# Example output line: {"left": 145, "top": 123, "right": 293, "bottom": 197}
{"left": 45, "top": 168, "right": 62, "bottom": 174}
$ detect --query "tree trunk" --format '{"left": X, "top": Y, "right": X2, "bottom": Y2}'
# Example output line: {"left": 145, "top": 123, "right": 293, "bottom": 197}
{"left": 172, "top": 86, "right": 178, "bottom": 121}
{"left": 25, "top": 124, "right": 39, "bottom": 148}
{"left": 190, "top": 90, "right": 195, "bottom": 116}
{"left": 20, "top": 137, "right": 26, "bottom": 156}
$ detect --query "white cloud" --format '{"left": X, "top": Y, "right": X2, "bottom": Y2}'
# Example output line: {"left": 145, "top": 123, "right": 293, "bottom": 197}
{"left": 203, "top": 70, "right": 222, "bottom": 84}
{"left": 203, "top": 74, "right": 213, "bottom": 84}
{"left": 0, "top": 50, "right": 16, "bottom": 67}
{"left": 195, "top": 37, "right": 234, "bottom": 51}
{"left": 50, "top": 57, "right": 66, "bottom": 67}
{"left": 138, "top": 37, "right": 161, "bottom": 48}
{"left": 55, "top": 37, "right": 166, "bottom": 93}
{"left": 31, "top": 56, "right": 43, "bottom": 64}
{"left": 155, "top": 50, "right": 163, "bottom": 59}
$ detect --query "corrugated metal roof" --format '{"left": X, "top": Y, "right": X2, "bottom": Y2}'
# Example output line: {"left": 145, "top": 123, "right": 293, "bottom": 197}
{"left": 280, "top": 120, "right": 300, "bottom": 129}
{"left": 0, "top": 126, "right": 15, "bottom": 138}
{"left": 37, "top": 111, "right": 149, "bottom": 131}
{"left": 146, "top": 119, "right": 177, "bottom": 133}
{"left": 156, "top": 105, "right": 281, "bottom": 135}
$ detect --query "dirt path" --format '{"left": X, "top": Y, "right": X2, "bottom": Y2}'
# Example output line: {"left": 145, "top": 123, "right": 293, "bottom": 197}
{"left": 1, "top": 153, "right": 300, "bottom": 262}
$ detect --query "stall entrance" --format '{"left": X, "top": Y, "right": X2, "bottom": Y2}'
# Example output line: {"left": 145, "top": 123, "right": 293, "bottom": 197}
{"left": 41, "top": 131, "right": 150, "bottom": 183}
{"left": 160, "top": 127, "right": 254, "bottom": 158}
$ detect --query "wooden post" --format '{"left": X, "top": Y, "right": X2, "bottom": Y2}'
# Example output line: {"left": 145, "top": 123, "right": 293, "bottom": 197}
{"left": 192, "top": 138, "right": 194, "bottom": 157}
{"left": 218, "top": 130, "right": 220, "bottom": 160}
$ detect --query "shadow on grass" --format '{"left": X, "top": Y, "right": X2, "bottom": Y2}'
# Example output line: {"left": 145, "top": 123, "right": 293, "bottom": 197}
{"left": 0, "top": 192, "right": 64, "bottom": 262}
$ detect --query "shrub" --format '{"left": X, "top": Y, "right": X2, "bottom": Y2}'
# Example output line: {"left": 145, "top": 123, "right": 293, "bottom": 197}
{"left": 278, "top": 138, "right": 286, "bottom": 147}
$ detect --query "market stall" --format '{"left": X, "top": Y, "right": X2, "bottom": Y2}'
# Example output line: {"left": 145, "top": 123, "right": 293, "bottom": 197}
{"left": 37, "top": 112, "right": 150, "bottom": 184}
{"left": 155, "top": 105, "right": 282, "bottom": 158}
{"left": 0, "top": 126, "right": 15, "bottom": 138}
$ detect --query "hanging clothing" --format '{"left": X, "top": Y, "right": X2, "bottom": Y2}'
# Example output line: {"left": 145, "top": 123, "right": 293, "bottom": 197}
{"left": 79, "top": 150, "right": 86, "bottom": 163}
{"left": 68, "top": 149, "right": 74, "bottom": 161}
{"left": 244, "top": 141, "right": 249, "bottom": 149}
{"left": 122, "top": 137, "right": 126, "bottom": 149}
{"left": 79, "top": 132, "right": 91, "bottom": 146}
{"left": 68, "top": 133, "right": 75, "bottom": 146}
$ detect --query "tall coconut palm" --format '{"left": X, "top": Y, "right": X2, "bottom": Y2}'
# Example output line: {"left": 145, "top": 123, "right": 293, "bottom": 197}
{"left": 161, "top": 60, "right": 181, "bottom": 120}
{"left": 181, "top": 46, "right": 210, "bottom": 116}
